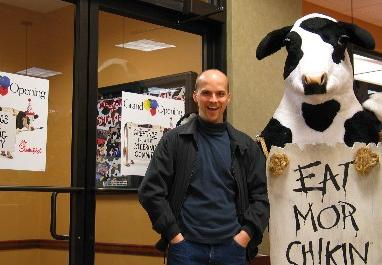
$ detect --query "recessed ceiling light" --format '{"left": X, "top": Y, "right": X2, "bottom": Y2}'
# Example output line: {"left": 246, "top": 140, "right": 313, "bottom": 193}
{"left": 354, "top": 54, "right": 382, "bottom": 86}
{"left": 16, "top": 67, "right": 62, "bottom": 78}
{"left": 115, "top": 39, "right": 175, "bottom": 51}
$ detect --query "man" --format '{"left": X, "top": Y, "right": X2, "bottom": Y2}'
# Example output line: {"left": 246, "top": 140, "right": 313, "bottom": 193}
{"left": 138, "top": 69, "right": 269, "bottom": 264}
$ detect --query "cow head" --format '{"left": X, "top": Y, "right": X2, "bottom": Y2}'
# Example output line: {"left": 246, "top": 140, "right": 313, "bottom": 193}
{"left": 256, "top": 13, "right": 375, "bottom": 104}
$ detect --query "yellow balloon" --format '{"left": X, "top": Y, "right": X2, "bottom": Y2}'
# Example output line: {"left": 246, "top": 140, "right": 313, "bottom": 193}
{"left": 143, "top": 99, "right": 151, "bottom": 110}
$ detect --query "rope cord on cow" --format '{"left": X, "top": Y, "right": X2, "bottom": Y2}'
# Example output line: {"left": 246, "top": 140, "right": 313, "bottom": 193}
{"left": 255, "top": 135, "right": 269, "bottom": 159}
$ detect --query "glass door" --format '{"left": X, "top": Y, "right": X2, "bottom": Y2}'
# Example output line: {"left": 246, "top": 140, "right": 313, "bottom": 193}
{"left": 0, "top": 1, "right": 93, "bottom": 265}
{"left": 89, "top": 1, "right": 225, "bottom": 264}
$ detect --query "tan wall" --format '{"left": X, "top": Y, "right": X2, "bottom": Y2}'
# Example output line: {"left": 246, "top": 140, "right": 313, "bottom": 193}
{"left": 0, "top": 249, "right": 44, "bottom": 265}
{"left": 227, "top": 0, "right": 302, "bottom": 254}
{"left": 227, "top": 0, "right": 302, "bottom": 136}
{"left": 95, "top": 194, "right": 159, "bottom": 245}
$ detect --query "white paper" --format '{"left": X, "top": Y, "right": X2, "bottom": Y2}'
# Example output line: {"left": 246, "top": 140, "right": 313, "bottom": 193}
{"left": 121, "top": 92, "right": 184, "bottom": 176}
{"left": 0, "top": 72, "right": 49, "bottom": 171}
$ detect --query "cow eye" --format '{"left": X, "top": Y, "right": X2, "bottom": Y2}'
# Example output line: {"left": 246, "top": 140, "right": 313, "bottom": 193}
{"left": 283, "top": 37, "right": 291, "bottom": 47}
{"left": 338, "top": 35, "right": 350, "bottom": 46}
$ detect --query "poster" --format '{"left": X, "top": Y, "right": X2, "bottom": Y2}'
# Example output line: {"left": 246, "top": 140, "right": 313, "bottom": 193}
{"left": 95, "top": 98, "right": 125, "bottom": 188}
{"left": 121, "top": 92, "right": 184, "bottom": 176}
{"left": 267, "top": 143, "right": 382, "bottom": 265}
{"left": 0, "top": 111, "right": 16, "bottom": 152}
{"left": 0, "top": 72, "right": 49, "bottom": 171}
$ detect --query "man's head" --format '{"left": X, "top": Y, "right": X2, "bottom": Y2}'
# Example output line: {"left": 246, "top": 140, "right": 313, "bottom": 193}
{"left": 193, "top": 69, "right": 230, "bottom": 124}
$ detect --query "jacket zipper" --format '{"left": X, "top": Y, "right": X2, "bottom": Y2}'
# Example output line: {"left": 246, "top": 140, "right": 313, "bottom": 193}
{"left": 174, "top": 159, "right": 196, "bottom": 218}
{"left": 231, "top": 150, "right": 244, "bottom": 216}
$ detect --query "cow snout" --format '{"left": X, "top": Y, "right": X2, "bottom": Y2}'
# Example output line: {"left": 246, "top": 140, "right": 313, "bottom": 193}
{"left": 302, "top": 73, "right": 327, "bottom": 95}
{"left": 302, "top": 73, "right": 327, "bottom": 86}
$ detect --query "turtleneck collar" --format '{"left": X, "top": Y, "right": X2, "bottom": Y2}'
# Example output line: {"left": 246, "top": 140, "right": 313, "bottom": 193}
{"left": 197, "top": 116, "right": 227, "bottom": 135}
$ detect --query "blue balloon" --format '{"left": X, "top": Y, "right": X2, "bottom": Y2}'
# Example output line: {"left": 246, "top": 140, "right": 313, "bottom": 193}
{"left": 0, "top": 76, "right": 10, "bottom": 88}
{"left": 151, "top": 99, "right": 158, "bottom": 109}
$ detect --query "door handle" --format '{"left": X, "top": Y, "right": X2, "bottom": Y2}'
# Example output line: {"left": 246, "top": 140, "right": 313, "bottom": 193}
{"left": 50, "top": 192, "right": 70, "bottom": 240}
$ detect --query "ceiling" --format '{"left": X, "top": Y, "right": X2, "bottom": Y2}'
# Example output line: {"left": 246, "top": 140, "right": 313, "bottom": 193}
{"left": 1, "top": 0, "right": 382, "bottom": 26}
{"left": 305, "top": 0, "right": 382, "bottom": 26}
{"left": 0, "top": 0, "right": 71, "bottom": 13}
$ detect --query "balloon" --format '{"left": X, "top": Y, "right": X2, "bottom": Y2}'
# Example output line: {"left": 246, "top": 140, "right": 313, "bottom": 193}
{"left": 151, "top": 99, "right": 158, "bottom": 109}
{"left": 0, "top": 76, "right": 10, "bottom": 88}
{"left": 0, "top": 86, "right": 8, "bottom": 96}
{"left": 143, "top": 99, "right": 151, "bottom": 110}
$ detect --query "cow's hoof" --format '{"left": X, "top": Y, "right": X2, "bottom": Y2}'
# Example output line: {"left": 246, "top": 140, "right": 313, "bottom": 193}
{"left": 354, "top": 147, "right": 379, "bottom": 176}
{"left": 269, "top": 153, "right": 289, "bottom": 176}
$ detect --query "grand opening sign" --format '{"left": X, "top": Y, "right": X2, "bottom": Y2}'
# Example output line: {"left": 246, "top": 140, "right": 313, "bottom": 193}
{"left": 121, "top": 91, "right": 184, "bottom": 176}
{"left": 0, "top": 72, "right": 49, "bottom": 171}
{"left": 267, "top": 143, "right": 382, "bottom": 265}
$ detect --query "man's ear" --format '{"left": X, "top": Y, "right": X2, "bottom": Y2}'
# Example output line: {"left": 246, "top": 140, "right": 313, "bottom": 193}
{"left": 192, "top": 91, "right": 198, "bottom": 103}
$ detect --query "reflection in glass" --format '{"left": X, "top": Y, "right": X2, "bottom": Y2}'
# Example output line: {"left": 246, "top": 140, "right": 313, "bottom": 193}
{"left": 0, "top": 1, "right": 74, "bottom": 265}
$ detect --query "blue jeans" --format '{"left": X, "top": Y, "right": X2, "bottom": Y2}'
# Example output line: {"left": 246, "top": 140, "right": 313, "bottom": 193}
{"left": 167, "top": 239, "right": 246, "bottom": 265}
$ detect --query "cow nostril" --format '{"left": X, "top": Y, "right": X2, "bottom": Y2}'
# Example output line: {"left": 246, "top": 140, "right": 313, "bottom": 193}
{"left": 302, "top": 75, "right": 309, "bottom": 85}
{"left": 320, "top": 73, "right": 327, "bottom": 85}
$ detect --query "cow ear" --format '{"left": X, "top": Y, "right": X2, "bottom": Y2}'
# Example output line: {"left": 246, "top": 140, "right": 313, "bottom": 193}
{"left": 256, "top": 26, "right": 292, "bottom": 60}
{"left": 339, "top": 22, "right": 375, "bottom": 50}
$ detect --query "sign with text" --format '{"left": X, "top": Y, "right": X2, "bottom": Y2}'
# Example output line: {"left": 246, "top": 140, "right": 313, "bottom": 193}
{"left": 0, "top": 111, "right": 16, "bottom": 151}
{"left": 121, "top": 92, "right": 184, "bottom": 176}
{"left": 123, "top": 123, "right": 164, "bottom": 176}
{"left": 268, "top": 143, "right": 382, "bottom": 265}
{"left": 0, "top": 72, "right": 49, "bottom": 171}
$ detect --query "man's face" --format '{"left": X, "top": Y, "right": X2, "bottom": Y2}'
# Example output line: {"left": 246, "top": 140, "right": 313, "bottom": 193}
{"left": 193, "top": 74, "right": 230, "bottom": 124}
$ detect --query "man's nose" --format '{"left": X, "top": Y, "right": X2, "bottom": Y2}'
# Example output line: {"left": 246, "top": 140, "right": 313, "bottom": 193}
{"left": 209, "top": 93, "right": 218, "bottom": 102}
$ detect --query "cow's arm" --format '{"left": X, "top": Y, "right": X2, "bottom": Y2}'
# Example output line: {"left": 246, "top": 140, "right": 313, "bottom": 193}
{"left": 260, "top": 118, "right": 292, "bottom": 151}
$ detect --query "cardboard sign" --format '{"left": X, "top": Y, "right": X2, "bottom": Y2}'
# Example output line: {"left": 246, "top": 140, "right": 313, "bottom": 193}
{"left": 267, "top": 143, "right": 382, "bottom": 265}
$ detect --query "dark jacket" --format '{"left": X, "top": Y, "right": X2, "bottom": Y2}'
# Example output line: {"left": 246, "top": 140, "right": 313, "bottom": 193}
{"left": 138, "top": 116, "right": 269, "bottom": 260}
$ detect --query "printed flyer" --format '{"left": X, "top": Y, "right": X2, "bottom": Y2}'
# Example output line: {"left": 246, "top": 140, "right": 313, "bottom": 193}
{"left": 121, "top": 91, "right": 184, "bottom": 176}
{"left": 0, "top": 71, "right": 49, "bottom": 171}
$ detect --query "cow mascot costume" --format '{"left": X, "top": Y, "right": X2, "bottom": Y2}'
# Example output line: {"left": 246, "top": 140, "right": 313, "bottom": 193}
{"left": 256, "top": 13, "right": 382, "bottom": 265}
{"left": 256, "top": 13, "right": 381, "bottom": 151}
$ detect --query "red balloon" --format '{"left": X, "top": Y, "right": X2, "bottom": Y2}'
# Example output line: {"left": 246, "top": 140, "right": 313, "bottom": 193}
{"left": 150, "top": 108, "right": 156, "bottom": 116}
{"left": 0, "top": 86, "right": 8, "bottom": 96}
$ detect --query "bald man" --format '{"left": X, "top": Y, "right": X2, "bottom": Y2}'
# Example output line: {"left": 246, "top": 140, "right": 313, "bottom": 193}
{"left": 139, "top": 70, "right": 269, "bottom": 265}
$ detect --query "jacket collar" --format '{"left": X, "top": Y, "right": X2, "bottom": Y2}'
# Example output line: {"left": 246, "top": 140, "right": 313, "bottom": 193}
{"left": 178, "top": 115, "right": 248, "bottom": 154}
